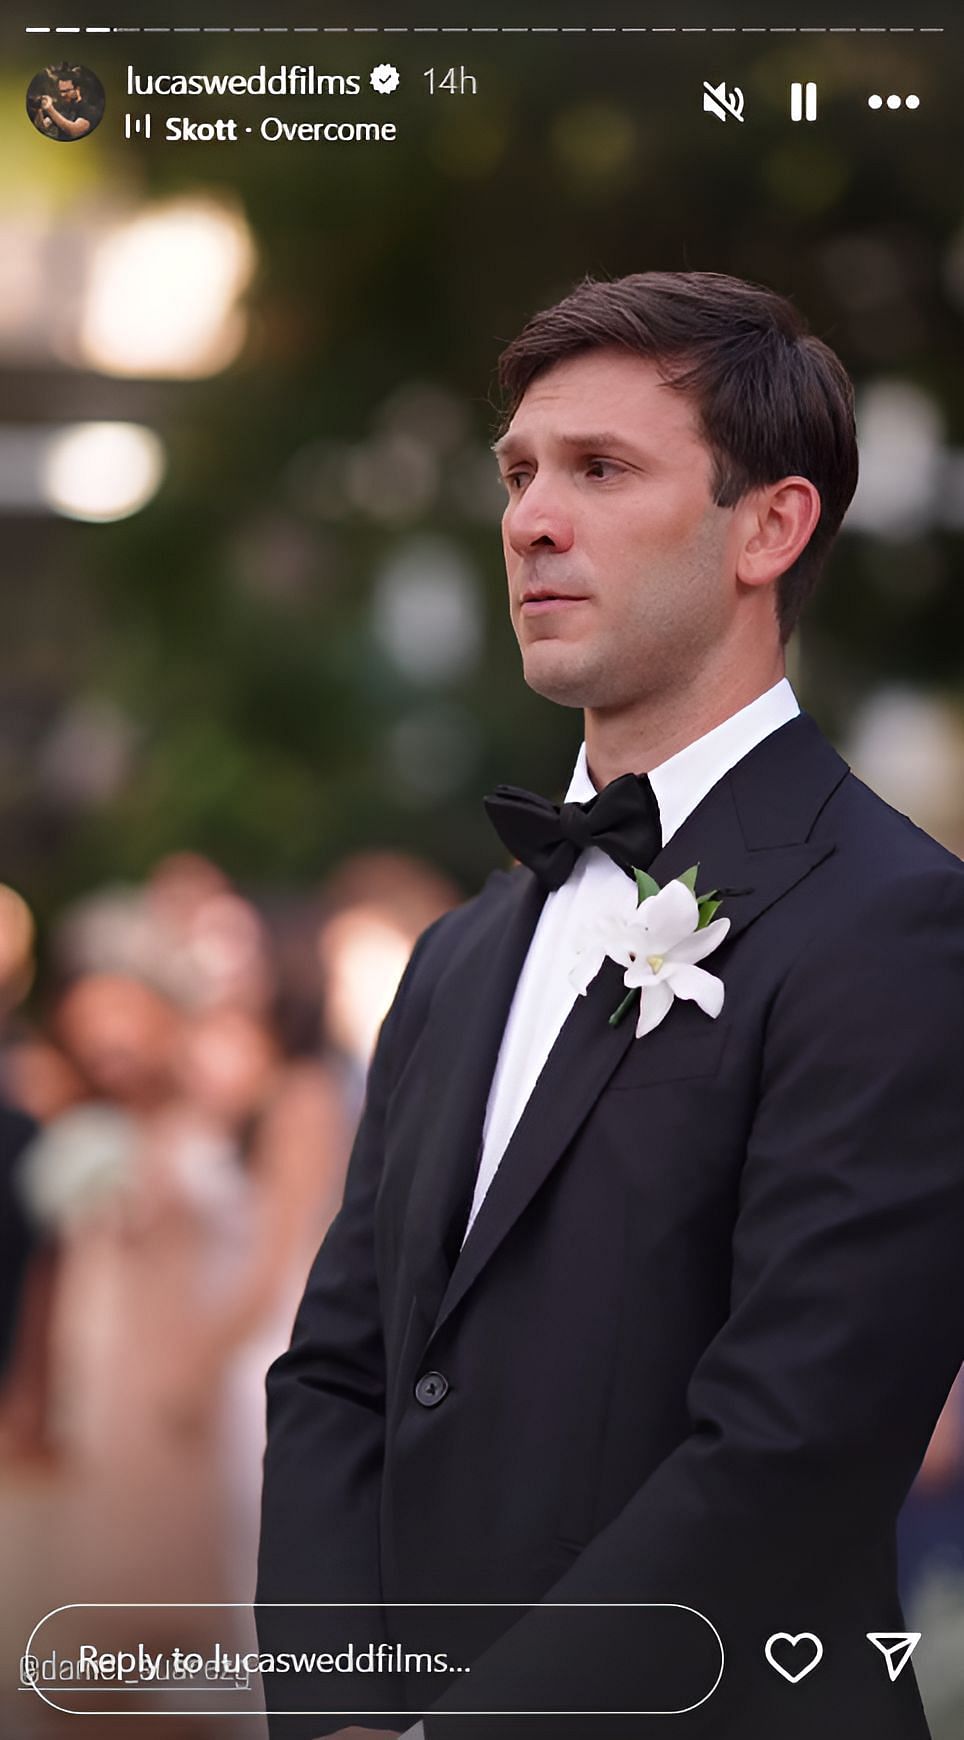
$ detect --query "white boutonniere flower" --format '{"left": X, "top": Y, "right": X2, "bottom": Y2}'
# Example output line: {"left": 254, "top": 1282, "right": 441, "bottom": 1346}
{"left": 568, "top": 864, "right": 731, "bottom": 1039}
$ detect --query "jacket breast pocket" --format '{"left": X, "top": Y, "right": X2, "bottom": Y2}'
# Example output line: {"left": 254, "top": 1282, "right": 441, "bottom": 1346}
{"left": 607, "top": 1012, "right": 729, "bottom": 1089}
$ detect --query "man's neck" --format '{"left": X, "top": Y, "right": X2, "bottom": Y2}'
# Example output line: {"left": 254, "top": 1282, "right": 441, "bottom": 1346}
{"left": 583, "top": 665, "right": 787, "bottom": 789}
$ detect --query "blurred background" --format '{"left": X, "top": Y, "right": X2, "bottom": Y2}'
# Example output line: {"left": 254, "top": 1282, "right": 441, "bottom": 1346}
{"left": 1, "top": 4, "right": 964, "bottom": 1735}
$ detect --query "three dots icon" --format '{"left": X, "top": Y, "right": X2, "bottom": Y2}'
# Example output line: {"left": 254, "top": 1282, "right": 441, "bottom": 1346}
{"left": 868, "top": 93, "right": 921, "bottom": 111}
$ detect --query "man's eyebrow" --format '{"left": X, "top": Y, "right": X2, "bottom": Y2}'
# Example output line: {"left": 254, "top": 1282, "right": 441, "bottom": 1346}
{"left": 490, "top": 430, "right": 643, "bottom": 461}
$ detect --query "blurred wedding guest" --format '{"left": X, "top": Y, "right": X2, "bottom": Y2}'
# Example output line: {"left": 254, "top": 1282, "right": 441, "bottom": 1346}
{"left": 13, "top": 971, "right": 241, "bottom": 1630}
{"left": 0, "top": 886, "right": 38, "bottom": 1270}
{"left": 2, "top": 1031, "right": 87, "bottom": 1126}
{"left": 52, "top": 852, "right": 276, "bottom": 1014}
{"left": 314, "top": 852, "right": 463, "bottom": 1111}
{"left": 0, "top": 1099, "right": 46, "bottom": 1726}
{"left": 898, "top": 1373, "right": 964, "bottom": 1736}
{"left": 0, "top": 1146, "right": 57, "bottom": 1464}
{"left": 901, "top": 1370, "right": 964, "bottom": 1600}
{"left": 0, "top": 1103, "right": 37, "bottom": 1388}
{"left": 0, "top": 886, "right": 53, "bottom": 1460}
{"left": 155, "top": 1002, "right": 358, "bottom": 1596}
{"left": 15, "top": 965, "right": 335, "bottom": 1614}
{"left": 0, "top": 884, "right": 35, "bottom": 1023}
{"left": 206, "top": 855, "right": 463, "bottom": 1592}
{"left": 53, "top": 969, "right": 179, "bottom": 1113}
{"left": 145, "top": 851, "right": 277, "bottom": 1013}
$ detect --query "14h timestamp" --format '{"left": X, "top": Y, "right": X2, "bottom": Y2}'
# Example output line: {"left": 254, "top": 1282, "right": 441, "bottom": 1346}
{"left": 423, "top": 67, "right": 478, "bottom": 95}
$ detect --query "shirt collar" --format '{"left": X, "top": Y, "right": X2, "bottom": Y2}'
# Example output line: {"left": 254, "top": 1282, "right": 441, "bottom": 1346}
{"left": 564, "top": 676, "right": 800, "bottom": 846}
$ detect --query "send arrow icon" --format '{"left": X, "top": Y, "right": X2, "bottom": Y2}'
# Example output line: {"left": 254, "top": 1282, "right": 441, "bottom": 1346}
{"left": 867, "top": 1633, "right": 922, "bottom": 1682}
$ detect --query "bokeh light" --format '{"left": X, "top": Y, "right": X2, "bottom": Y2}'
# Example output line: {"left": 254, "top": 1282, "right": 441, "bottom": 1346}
{"left": 41, "top": 421, "right": 166, "bottom": 522}
{"left": 78, "top": 195, "right": 256, "bottom": 378}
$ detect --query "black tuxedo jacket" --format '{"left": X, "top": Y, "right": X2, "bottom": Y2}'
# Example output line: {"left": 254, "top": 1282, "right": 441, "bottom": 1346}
{"left": 257, "top": 711, "right": 964, "bottom": 1740}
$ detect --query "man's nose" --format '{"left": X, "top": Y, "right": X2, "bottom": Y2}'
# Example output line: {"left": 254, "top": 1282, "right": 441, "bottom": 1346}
{"left": 504, "top": 479, "right": 575, "bottom": 555}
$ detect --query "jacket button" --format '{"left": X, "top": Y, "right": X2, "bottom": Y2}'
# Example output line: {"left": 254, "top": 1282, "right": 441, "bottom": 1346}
{"left": 414, "top": 1371, "right": 449, "bottom": 1407}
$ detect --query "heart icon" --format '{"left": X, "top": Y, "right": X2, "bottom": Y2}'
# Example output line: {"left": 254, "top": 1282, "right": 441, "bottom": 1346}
{"left": 765, "top": 1632, "right": 824, "bottom": 1684}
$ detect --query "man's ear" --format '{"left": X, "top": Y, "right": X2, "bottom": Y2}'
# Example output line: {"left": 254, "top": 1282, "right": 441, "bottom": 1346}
{"left": 734, "top": 477, "right": 822, "bottom": 588}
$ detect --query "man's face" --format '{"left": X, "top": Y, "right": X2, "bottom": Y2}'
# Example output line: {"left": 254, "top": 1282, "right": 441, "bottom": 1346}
{"left": 58, "top": 81, "right": 79, "bottom": 106}
{"left": 495, "top": 348, "right": 744, "bottom": 712}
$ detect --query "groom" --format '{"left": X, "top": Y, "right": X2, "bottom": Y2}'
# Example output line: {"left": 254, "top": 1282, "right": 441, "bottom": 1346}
{"left": 256, "top": 272, "right": 964, "bottom": 1739}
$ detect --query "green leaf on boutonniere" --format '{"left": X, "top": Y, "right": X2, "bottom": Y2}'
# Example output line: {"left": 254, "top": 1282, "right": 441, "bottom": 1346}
{"left": 677, "top": 864, "right": 700, "bottom": 893}
{"left": 696, "top": 897, "right": 722, "bottom": 929}
{"left": 633, "top": 868, "right": 661, "bottom": 903}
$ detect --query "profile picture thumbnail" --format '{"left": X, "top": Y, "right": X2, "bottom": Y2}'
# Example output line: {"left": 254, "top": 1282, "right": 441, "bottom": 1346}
{"left": 26, "top": 64, "right": 105, "bottom": 142}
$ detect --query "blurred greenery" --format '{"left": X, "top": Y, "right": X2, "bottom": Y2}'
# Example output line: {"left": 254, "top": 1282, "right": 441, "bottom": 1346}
{"left": 1, "top": 17, "right": 963, "bottom": 913}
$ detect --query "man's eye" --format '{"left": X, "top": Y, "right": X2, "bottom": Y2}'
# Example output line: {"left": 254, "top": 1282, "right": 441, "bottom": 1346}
{"left": 503, "top": 470, "right": 531, "bottom": 492}
{"left": 585, "top": 459, "right": 620, "bottom": 479}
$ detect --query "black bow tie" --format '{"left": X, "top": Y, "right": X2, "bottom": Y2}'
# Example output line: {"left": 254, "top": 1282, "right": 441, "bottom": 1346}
{"left": 483, "top": 772, "right": 662, "bottom": 891}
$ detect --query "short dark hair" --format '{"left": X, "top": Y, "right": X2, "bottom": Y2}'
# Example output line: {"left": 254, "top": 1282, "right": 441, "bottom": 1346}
{"left": 495, "top": 271, "right": 859, "bottom": 645}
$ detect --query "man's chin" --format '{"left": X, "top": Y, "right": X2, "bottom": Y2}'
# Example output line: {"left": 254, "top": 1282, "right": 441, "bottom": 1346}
{"left": 521, "top": 652, "right": 597, "bottom": 709}
{"left": 522, "top": 668, "right": 588, "bottom": 709}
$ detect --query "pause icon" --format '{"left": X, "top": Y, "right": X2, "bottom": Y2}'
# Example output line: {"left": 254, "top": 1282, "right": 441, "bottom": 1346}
{"left": 790, "top": 82, "right": 818, "bottom": 122}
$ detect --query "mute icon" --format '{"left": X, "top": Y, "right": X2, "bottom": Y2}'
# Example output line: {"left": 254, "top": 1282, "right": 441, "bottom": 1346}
{"left": 703, "top": 81, "right": 744, "bottom": 123}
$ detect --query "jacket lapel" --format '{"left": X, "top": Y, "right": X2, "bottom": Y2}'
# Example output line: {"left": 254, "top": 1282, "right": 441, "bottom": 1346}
{"left": 419, "top": 710, "right": 849, "bottom": 1346}
{"left": 399, "top": 864, "right": 547, "bottom": 1323}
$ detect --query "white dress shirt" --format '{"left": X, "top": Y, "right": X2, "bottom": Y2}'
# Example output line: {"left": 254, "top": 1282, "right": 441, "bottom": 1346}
{"left": 461, "top": 675, "right": 800, "bottom": 1247}
{"left": 395, "top": 676, "right": 800, "bottom": 1740}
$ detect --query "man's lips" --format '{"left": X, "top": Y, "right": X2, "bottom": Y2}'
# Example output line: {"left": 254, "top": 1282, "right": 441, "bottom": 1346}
{"left": 520, "top": 587, "right": 589, "bottom": 613}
